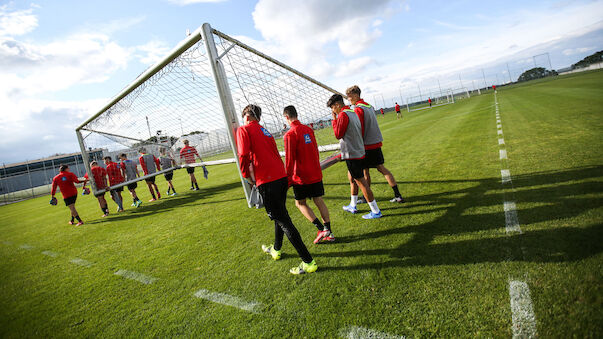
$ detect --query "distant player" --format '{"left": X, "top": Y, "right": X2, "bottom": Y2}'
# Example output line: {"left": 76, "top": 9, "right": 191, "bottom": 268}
{"left": 428, "top": 97, "right": 432, "bottom": 107}
{"left": 237, "top": 104, "right": 317, "bottom": 274}
{"left": 179, "top": 139, "right": 203, "bottom": 191}
{"left": 51, "top": 164, "right": 84, "bottom": 226}
{"left": 82, "top": 161, "right": 110, "bottom": 217}
{"left": 119, "top": 153, "right": 142, "bottom": 207}
{"left": 283, "top": 105, "right": 333, "bottom": 244}
{"left": 395, "top": 102, "right": 401, "bottom": 119}
{"left": 380, "top": 108, "right": 384, "bottom": 116}
{"left": 104, "top": 156, "right": 125, "bottom": 212}
{"left": 159, "top": 148, "right": 177, "bottom": 196}
{"left": 346, "top": 85, "right": 405, "bottom": 205}
{"left": 493, "top": 84, "right": 497, "bottom": 93}
{"left": 139, "top": 148, "right": 161, "bottom": 202}
{"left": 328, "top": 93, "right": 382, "bottom": 219}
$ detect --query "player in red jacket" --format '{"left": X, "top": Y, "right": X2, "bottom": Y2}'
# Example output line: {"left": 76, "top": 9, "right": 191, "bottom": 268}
{"left": 104, "top": 156, "right": 125, "bottom": 212}
{"left": 82, "top": 161, "right": 110, "bottom": 217}
{"left": 237, "top": 104, "right": 317, "bottom": 274}
{"left": 51, "top": 164, "right": 84, "bottom": 226}
{"left": 428, "top": 97, "right": 432, "bottom": 107}
{"left": 283, "top": 105, "right": 333, "bottom": 244}
{"left": 395, "top": 102, "right": 401, "bottom": 119}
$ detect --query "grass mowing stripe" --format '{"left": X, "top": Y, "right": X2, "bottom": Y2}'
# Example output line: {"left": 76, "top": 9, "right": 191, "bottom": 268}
{"left": 114, "top": 269, "right": 157, "bottom": 284}
{"left": 509, "top": 280, "right": 538, "bottom": 338}
{"left": 503, "top": 201, "right": 522, "bottom": 234}
{"left": 501, "top": 169, "right": 512, "bottom": 184}
{"left": 193, "top": 289, "right": 262, "bottom": 313}
{"left": 69, "top": 258, "right": 93, "bottom": 267}
{"left": 339, "top": 326, "right": 406, "bottom": 339}
{"left": 500, "top": 149, "right": 508, "bottom": 160}
{"left": 41, "top": 250, "right": 59, "bottom": 257}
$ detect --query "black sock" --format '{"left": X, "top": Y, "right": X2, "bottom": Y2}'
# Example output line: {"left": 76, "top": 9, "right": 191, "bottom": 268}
{"left": 151, "top": 192, "right": 156, "bottom": 199}
{"left": 172, "top": 187, "right": 176, "bottom": 193}
{"left": 324, "top": 221, "right": 331, "bottom": 232}
{"left": 100, "top": 206, "right": 106, "bottom": 214}
{"left": 133, "top": 198, "right": 136, "bottom": 204}
{"left": 191, "top": 181, "right": 194, "bottom": 188}
{"left": 392, "top": 185, "right": 401, "bottom": 198}
{"left": 167, "top": 187, "right": 171, "bottom": 194}
{"left": 71, "top": 216, "right": 75, "bottom": 222}
{"left": 103, "top": 207, "right": 108, "bottom": 214}
{"left": 312, "top": 218, "right": 324, "bottom": 231}
{"left": 195, "top": 183, "right": 199, "bottom": 189}
{"left": 75, "top": 215, "right": 82, "bottom": 222}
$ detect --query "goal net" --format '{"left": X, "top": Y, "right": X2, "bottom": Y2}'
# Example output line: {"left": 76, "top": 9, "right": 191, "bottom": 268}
{"left": 76, "top": 23, "right": 341, "bottom": 207}
{"left": 406, "top": 88, "right": 453, "bottom": 112}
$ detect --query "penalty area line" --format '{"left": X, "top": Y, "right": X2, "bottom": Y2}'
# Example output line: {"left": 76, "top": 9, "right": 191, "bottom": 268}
{"left": 504, "top": 201, "right": 522, "bottom": 234}
{"left": 70, "top": 258, "right": 93, "bottom": 267}
{"left": 339, "top": 326, "right": 405, "bottom": 339}
{"left": 509, "top": 280, "right": 537, "bottom": 338}
{"left": 193, "top": 289, "right": 263, "bottom": 313}
{"left": 42, "top": 250, "right": 59, "bottom": 257}
{"left": 114, "top": 269, "right": 157, "bottom": 285}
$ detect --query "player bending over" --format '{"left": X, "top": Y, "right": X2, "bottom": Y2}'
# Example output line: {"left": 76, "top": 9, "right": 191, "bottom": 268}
{"left": 237, "top": 104, "right": 317, "bottom": 274}
{"left": 328, "top": 94, "right": 382, "bottom": 219}
{"left": 179, "top": 139, "right": 203, "bottom": 191}
{"left": 119, "top": 153, "right": 142, "bottom": 207}
{"left": 283, "top": 105, "right": 334, "bottom": 244}
{"left": 83, "top": 161, "right": 110, "bottom": 217}
{"left": 159, "top": 148, "right": 177, "bottom": 196}
{"left": 51, "top": 164, "right": 84, "bottom": 226}
{"left": 104, "top": 156, "right": 125, "bottom": 212}
{"left": 139, "top": 148, "right": 161, "bottom": 202}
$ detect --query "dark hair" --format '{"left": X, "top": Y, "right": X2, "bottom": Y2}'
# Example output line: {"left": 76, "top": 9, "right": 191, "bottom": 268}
{"left": 59, "top": 164, "right": 68, "bottom": 172}
{"left": 103, "top": 156, "right": 112, "bottom": 161}
{"left": 326, "top": 94, "right": 344, "bottom": 108}
{"left": 283, "top": 105, "right": 298, "bottom": 119}
{"left": 119, "top": 153, "right": 127, "bottom": 158}
{"left": 242, "top": 104, "right": 261, "bottom": 121}
{"left": 345, "top": 85, "right": 361, "bottom": 96}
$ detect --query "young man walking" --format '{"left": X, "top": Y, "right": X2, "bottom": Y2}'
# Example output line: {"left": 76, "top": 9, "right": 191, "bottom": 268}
{"left": 283, "top": 105, "right": 333, "bottom": 244}
{"left": 346, "top": 85, "right": 405, "bottom": 205}
{"left": 395, "top": 102, "right": 401, "bottom": 119}
{"left": 139, "top": 148, "right": 161, "bottom": 202}
{"left": 328, "top": 94, "right": 382, "bottom": 219}
{"left": 159, "top": 148, "right": 177, "bottom": 196}
{"left": 179, "top": 140, "right": 203, "bottom": 191}
{"left": 237, "top": 104, "right": 317, "bottom": 274}
{"left": 119, "top": 153, "right": 142, "bottom": 207}
{"left": 82, "top": 161, "right": 110, "bottom": 217}
{"left": 51, "top": 164, "right": 84, "bottom": 226}
{"left": 104, "top": 156, "right": 125, "bottom": 212}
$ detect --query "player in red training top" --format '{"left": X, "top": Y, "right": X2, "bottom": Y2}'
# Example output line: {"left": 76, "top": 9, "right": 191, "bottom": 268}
{"left": 82, "top": 161, "right": 110, "bottom": 217}
{"left": 104, "top": 156, "right": 125, "bottom": 212}
{"left": 283, "top": 105, "right": 333, "bottom": 244}
{"left": 428, "top": 97, "right": 432, "bottom": 107}
{"left": 492, "top": 84, "right": 497, "bottom": 92}
{"left": 380, "top": 108, "right": 384, "bottom": 116}
{"left": 180, "top": 140, "right": 203, "bottom": 191}
{"left": 51, "top": 164, "right": 84, "bottom": 226}
{"left": 237, "top": 104, "right": 317, "bottom": 275}
{"left": 139, "top": 148, "right": 161, "bottom": 202}
{"left": 395, "top": 102, "right": 401, "bottom": 120}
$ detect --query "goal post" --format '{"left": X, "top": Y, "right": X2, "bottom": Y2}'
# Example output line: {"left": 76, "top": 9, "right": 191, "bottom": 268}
{"left": 75, "top": 23, "right": 343, "bottom": 207}
{"left": 406, "top": 88, "right": 454, "bottom": 112}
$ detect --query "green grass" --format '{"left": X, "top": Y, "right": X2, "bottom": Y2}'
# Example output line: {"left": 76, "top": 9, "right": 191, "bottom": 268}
{"left": 1, "top": 71, "right": 602, "bottom": 338}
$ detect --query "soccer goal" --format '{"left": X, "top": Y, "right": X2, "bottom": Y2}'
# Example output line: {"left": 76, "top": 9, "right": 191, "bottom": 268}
{"left": 76, "top": 23, "right": 341, "bottom": 207}
{"left": 406, "top": 88, "right": 454, "bottom": 112}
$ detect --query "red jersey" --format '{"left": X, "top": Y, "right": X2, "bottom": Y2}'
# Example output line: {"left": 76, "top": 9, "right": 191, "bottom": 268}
{"left": 333, "top": 106, "right": 351, "bottom": 140}
{"left": 51, "top": 171, "right": 81, "bottom": 199}
{"left": 380, "top": 108, "right": 384, "bottom": 115}
{"left": 354, "top": 99, "right": 383, "bottom": 150}
{"left": 85, "top": 166, "right": 108, "bottom": 190}
{"left": 395, "top": 104, "right": 400, "bottom": 112}
{"left": 180, "top": 145, "right": 199, "bottom": 164}
{"left": 428, "top": 98, "right": 432, "bottom": 103}
{"left": 105, "top": 161, "right": 125, "bottom": 186}
{"left": 284, "top": 120, "right": 322, "bottom": 186}
{"left": 236, "top": 120, "right": 286, "bottom": 186}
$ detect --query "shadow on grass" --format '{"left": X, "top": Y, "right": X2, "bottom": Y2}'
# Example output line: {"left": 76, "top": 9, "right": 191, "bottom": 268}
{"left": 317, "top": 165, "right": 603, "bottom": 270}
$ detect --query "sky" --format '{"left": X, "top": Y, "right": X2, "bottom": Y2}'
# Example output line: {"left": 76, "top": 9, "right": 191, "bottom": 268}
{"left": 1, "top": 0, "right": 602, "bottom": 164}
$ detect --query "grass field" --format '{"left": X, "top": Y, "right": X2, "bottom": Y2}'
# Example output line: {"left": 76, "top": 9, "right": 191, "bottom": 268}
{"left": 1, "top": 70, "right": 602, "bottom": 338}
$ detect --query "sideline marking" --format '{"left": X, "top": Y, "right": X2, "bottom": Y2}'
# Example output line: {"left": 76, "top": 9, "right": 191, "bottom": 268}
{"left": 339, "top": 326, "right": 405, "bottom": 339}
{"left": 497, "top": 124, "right": 502, "bottom": 129}
{"left": 194, "top": 289, "right": 262, "bottom": 313}
{"left": 500, "top": 149, "right": 508, "bottom": 160}
{"left": 498, "top": 129, "right": 503, "bottom": 135}
{"left": 497, "top": 119, "right": 501, "bottom": 123}
{"left": 509, "top": 280, "right": 537, "bottom": 338}
{"left": 504, "top": 201, "right": 522, "bottom": 234}
{"left": 70, "top": 258, "right": 93, "bottom": 267}
{"left": 19, "top": 244, "right": 34, "bottom": 250}
{"left": 501, "top": 169, "right": 512, "bottom": 183}
{"left": 114, "top": 269, "right": 157, "bottom": 284}
{"left": 42, "top": 251, "right": 59, "bottom": 257}
{"left": 498, "top": 138, "right": 505, "bottom": 145}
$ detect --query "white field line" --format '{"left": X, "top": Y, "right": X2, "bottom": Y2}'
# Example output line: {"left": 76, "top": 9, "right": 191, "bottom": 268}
{"left": 501, "top": 169, "right": 512, "bottom": 184}
{"left": 504, "top": 201, "right": 522, "bottom": 234}
{"left": 509, "top": 280, "right": 537, "bottom": 338}
{"left": 2, "top": 241, "right": 12, "bottom": 245}
{"left": 19, "top": 244, "right": 34, "bottom": 250}
{"left": 500, "top": 149, "right": 508, "bottom": 160}
{"left": 114, "top": 269, "right": 157, "bottom": 284}
{"left": 70, "top": 258, "right": 93, "bottom": 267}
{"left": 42, "top": 250, "right": 59, "bottom": 257}
{"left": 339, "top": 326, "right": 405, "bottom": 339}
{"left": 497, "top": 124, "right": 502, "bottom": 129}
{"left": 498, "top": 138, "right": 505, "bottom": 145}
{"left": 193, "top": 289, "right": 262, "bottom": 313}
{"left": 497, "top": 119, "right": 501, "bottom": 123}
{"left": 498, "top": 129, "right": 503, "bottom": 135}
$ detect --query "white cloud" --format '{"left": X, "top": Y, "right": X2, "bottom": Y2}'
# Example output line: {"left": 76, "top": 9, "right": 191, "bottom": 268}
{"left": 373, "top": 19, "right": 383, "bottom": 27}
{"left": 335, "top": 56, "right": 375, "bottom": 77}
{"left": 134, "top": 40, "right": 171, "bottom": 65}
{"left": 0, "top": 5, "right": 38, "bottom": 37}
{"left": 562, "top": 46, "right": 595, "bottom": 56}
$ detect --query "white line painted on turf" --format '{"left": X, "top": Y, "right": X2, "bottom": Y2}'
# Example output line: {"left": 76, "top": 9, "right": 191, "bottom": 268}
{"left": 70, "top": 258, "right": 93, "bottom": 267}
{"left": 19, "top": 244, "right": 34, "bottom": 250}
{"left": 497, "top": 119, "right": 501, "bottom": 123}
{"left": 193, "top": 289, "right": 262, "bottom": 313}
{"left": 504, "top": 201, "right": 522, "bottom": 234}
{"left": 42, "top": 250, "right": 59, "bottom": 257}
{"left": 501, "top": 169, "right": 512, "bottom": 184}
{"left": 509, "top": 280, "right": 537, "bottom": 338}
{"left": 498, "top": 129, "right": 503, "bottom": 135}
{"left": 500, "top": 149, "right": 508, "bottom": 160}
{"left": 498, "top": 138, "right": 505, "bottom": 145}
{"left": 339, "top": 326, "right": 405, "bottom": 339}
{"left": 497, "top": 124, "right": 502, "bottom": 129}
{"left": 2, "top": 241, "right": 12, "bottom": 245}
{"left": 114, "top": 269, "right": 157, "bottom": 284}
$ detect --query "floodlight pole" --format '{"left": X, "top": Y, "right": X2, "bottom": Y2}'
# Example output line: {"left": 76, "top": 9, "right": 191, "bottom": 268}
{"left": 437, "top": 78, "right": 443, "bottom": 99}
{"left": 201, "top": 23, "right": 252, "bottom": 207}
{"left": 481, "top": 68, "right": 487, "bottom": 89}
{"left": 506, "top": 63, "right": 512, "bottom": 83}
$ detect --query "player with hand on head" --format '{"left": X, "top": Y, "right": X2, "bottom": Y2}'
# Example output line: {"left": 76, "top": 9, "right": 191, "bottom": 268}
{"left": 159, "top": 148, "right": 177, "bottom": 196}
{"left": 139, "top": 148, "right": 161, "bottom": 202}
{"left": 119, "top": 153, "right": 142, "bottom": 207}
{"left": 82, "top": 161, "right": 110, "bottom": 217}
{"left": 237, "top": 104, "right": 317, "bottom": 274}
{"left": 328, "top": 93, "right": 382, "bottom": 219}
{"left": 104, "top": 156, "right": 125, "bottom": 212}
{"left": 51, "top": 164, "right": 84, "bottom": 226}
{"left": 179, "top": 139, "right": 204, "bottom": 191}
{"left": 283, "top": 105, "right": 334, "bottom": 244}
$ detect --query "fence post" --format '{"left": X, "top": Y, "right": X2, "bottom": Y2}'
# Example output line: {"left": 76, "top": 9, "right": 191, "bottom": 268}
{"left": 1, "top": 163, "right": 6, "bottom": 205}
{"left": 26, "top": 160, "right": 34, "bottom": 198}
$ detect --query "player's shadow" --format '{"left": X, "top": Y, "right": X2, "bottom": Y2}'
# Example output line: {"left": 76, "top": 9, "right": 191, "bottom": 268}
{"left": 316, "top": 165, "right": 603, "bottom": 270}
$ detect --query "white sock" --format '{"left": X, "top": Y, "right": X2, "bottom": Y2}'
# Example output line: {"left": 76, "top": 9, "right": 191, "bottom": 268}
{"left": 350, "top": 195, "right": 358, "bottom": 207}
{"left": 368, "top": 200, "right": 380, "bottom": 214}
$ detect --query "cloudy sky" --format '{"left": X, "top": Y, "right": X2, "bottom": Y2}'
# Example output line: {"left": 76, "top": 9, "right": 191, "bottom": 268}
{"left": 1, "top": 0, "right": 602, "bottom": 164}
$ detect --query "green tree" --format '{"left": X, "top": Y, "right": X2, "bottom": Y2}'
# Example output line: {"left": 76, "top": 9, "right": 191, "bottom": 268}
{"left": 517, "top": 67, "right": 558, "bottom": 82}
{"left": 571, "top": 50, "right": 603, "bottom": 69}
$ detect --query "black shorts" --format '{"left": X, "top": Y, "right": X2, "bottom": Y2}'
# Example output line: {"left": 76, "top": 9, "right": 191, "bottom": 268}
{"left": 145, "top": 176, "right": 156, "bottom": 184}
{"left": 127, "top": 182, "right": 138, "bottom": 190}
{"left": 110, "top": 186, "right": 124, "bottom": 193}
{"left": 396, "top": 110, "right": 400, "bottom": 114}
{"left": 64, "top": 195, "right": 77, "bottom": 206}
{"left": 363, "top": 148, "right": 385, "bottom": 168}
{"left": 186, "top": 167, "right": 195, "bottom": 174}
{"left": 257, "top": 177, "right": 290, "bottom": 222}
{"left": 346, "top": 159, "right": 365, "bottom": 179}
{"left": 164, "top": 172, "right": 174, "bottom": 181}
{"left": 293, "top": 181, "right": 324, "bottom": 200}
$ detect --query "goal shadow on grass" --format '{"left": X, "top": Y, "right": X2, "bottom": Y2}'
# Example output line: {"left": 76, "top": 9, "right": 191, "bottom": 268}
{"left": 317, "top": 165, "right": 603, "bottom": 270}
